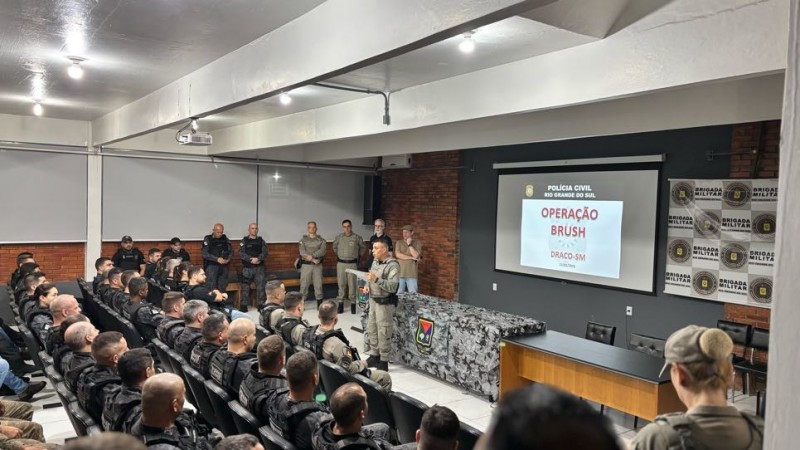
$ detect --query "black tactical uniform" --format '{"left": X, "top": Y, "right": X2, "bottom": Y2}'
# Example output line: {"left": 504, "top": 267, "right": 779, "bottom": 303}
{"left": 185, "top": 284, "right": 229, "bottom": 317}
{"left": 76, "top": 364, "right": 121, "bottom": 422}
{"left": 102, "top": 385, "right": 143, "bottom": 433}
{"left": 259, "top": 304, "right": 285, "bottom": 333}
{"left": 267, "top": 389, "right": 331, "bottom": 450}
{"left": 162, "top": 247, "right": 191, "bottom": 262}
{"left": 189, "top": 342, "right": 223, "bottom": 379}
{"left": 311, "top": 419, "right": 395, "bottom": 450}
{"left": 201, "top": 233, "right": 232, "bottom": 292}
{"left": 92, "top": 274, "right": 103, "bottom": 294}
{"left": 238, "top": 370, "right": 288, "bottom": 417}
{"left": 112, "top": 247, "right": 145, "bottom": 271}
{"left": 44, "top": 324, "right": 62, "bottom": 355}
{"left": 157, "top": 318, "right": 186, "bottom": 348}
{"left": 240, "top": 235, "right": 268, "bottom": 309}
{"left": 276, "top": 315, "right": 310, "bottom": 353}
{"left": 53, "top": 345, "right": 71, "bottom": 375}
{"left": 131, "top": 417, "right": 216, "bottom": 450}
{"left": 122, "top": 300, "right": 164, "bottom": 342}
{"left": 26, "top": 305, "right": 53, "bottom": 345}
{"left": 209, "top": 349, "right": 256, "bottom": 398}
{"left": 63, "top": 352, "right": 94, "bottom": 389}
{"left": 19, "top": 298, "right": 38, "bottom": 323}
{"left": 112, "top": 292, "right": 129, "bottom": 314}
{"left": 174, "top": 326, "right": 203, "bottom": 360}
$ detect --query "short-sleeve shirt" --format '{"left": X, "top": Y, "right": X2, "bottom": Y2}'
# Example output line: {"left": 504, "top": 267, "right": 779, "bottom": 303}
{"left": 395, "top": 239, "right": 422, "bottom": 278}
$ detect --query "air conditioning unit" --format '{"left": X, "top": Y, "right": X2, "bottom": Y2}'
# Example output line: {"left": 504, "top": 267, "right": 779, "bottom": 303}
{"left": 178, "top": 132, "right": 213, "bottom": 146}
{"left": 381, "top": 154, "right": 411, "bottom": 169}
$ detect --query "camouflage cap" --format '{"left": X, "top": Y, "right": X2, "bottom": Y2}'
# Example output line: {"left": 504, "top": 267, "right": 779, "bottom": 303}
{"left": 659, "top": 325, "right": 733, "bottom": 377}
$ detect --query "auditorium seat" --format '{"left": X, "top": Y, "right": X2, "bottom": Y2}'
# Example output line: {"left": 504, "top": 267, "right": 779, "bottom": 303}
{"left": 318, "top": 359, "right": 354, "bottom": 401}
{"left": 259, "top": 424, "right": 298, "bottom": 450}
{"left": 18, "top": 324, "right": 46, "bottom": 370}
{"left": 152, "top": 338, "right": 175, "bottom": 373}
{"left": 353, "top": 373, "right": 394, "bottom": 428}
{"left": 165, "top": 349, "right": 196, "bottom": 407}
{"left": 457, "top": 422, "right": 483, "bottom": 450}
{"left": 183, "top": 366, "right": 218, "bottom": 428}
{"left": 66, "top": 401, "right": 97, "bottom": 436}
{"left": 230, "top": 400, "right": 262, "bottom": 436}
{"left": 204, "top": 379, "right": 239, "bottom": 436}
{"left": 629, "top": 333, "right": 666, "bottom": 358}
{"left": 389, "top": 391, "right": 429, "bottom": 444}
{"left": 585, "top": 321, "right": 616, "bottom": 346}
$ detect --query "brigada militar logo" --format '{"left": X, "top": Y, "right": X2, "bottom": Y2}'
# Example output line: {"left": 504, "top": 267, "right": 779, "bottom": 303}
{"left": 692, "top": 271, "right": 718, "bottom": 296}
{"left": 667, "top": 239, "right": 692, "bottom": 264}
{"left": 723, "top": 182, "right": 752, "bottom": 208}
{"left": 749, "top": 278, "right": 773, "bottom": 304}
{"left": 415, "top": 317, "right": 435, "bottom": 355}
{"left": 671, "top": 182, "right": 694, "bottom": 206}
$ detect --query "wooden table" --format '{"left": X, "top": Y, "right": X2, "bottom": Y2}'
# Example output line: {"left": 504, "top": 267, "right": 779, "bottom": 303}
{"left": 500, "top": 331, "right": 684, "bottom": 421}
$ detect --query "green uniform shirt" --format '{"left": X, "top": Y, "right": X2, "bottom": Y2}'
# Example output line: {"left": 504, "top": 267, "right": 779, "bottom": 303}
{"left": 299, "top": 235, "right": 327, "bottom": 261}
{"left": 395, "top": 239, "right": 422, "bottom": 278}
{"left": 333, "top": 233, "right": 366, "bottom": 260}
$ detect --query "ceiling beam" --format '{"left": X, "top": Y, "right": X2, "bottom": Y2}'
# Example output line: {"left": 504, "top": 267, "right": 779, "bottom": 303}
{"left": 90, "top": 0, "right": 554, "bottom": 146}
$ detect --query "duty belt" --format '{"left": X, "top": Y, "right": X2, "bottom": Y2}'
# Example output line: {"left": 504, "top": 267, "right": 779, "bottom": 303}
{"left": 337, "top": 258, "right": 358, "bottom": 264}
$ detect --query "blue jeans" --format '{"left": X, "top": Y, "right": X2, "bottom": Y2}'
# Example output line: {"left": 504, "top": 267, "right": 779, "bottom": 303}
{"left": 229, "top": 309, "right": 251, "bottom": 321}
{"left": 0, "top": 357, "right": 27, "bottom": 394}
{"left": 398, "top": 277, "right": 418, "bottom": 294}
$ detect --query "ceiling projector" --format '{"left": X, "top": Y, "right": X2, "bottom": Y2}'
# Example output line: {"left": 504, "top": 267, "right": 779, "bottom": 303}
{"left": 178, "top": 131, "right": 212, "bottom": 146}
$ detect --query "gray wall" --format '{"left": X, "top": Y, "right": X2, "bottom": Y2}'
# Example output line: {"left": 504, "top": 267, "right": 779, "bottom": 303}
{"left": 458, "top": 125, "right": 733, "bottom": 346}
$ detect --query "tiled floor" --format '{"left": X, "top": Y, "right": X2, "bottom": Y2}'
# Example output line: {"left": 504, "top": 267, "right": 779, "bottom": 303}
{"left": 23, "top": 300, "right": 759, "bottom": 445}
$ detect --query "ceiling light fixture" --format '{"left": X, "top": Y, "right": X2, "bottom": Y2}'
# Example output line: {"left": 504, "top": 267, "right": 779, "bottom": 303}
{"left": 458, "top": 32, "right": 476, "bottom": 54}
{"left": 273, "top": 171, "right": 281, "bottom": 181}
{"left": 279, "top": 92, "right": 292, "bottom": 105}
{"left": 67, "top": 57, "right": 85, "bottom": 79}
{"left": 32, "top": 103, "right": 44, "bottom": 117}
{"left": 191, "top": 119, "right": 199, "bottom": 131}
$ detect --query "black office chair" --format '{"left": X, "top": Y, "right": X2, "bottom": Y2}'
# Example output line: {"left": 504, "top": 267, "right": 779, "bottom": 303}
{"left": 183, "top": 366, "right": 218, "bottom": 428}
{"left": 318, "top": 359, "right": 354, "bottom": 401}
{"left": 18, "top": 324, "right": 45, "bottom": 370}
{"left": 353, "top": 373, "right": 394, "bottom": 428}
{"left": 229, "top": 400, "right": 262, "bottom": 436}
{"left": 629, "top": 333, "right": 666, "bottom": 358}
{"left": 734, "top": 327, "right": 769, "bottom": 396}
{"left": 44, "top": 363, "right": 64, "bottom": 385}
{"left": 152, "top": 338, "right": 175, "bottom": 373}
{"left": 389, "top": 391, "right": 429, "bottom": 444}
{"left": 204, "top": 379, "right": 240, "bottom": 436}
{"left": 165, "top": 350, "right": 196, "bottom": 407}
{"left": 54, "top": 381, "right": 77, "bottom": 405}
{"left": 585, "top": 322, "right": 616, "bottom": 346}
{"left": 259, "top": 425, "right": 298, "bottom": 450}
{"left": 457, "top": 422, "right": 483, "bottom": 450}
{"left": 67, "top": 401, "right": 97, "bottom": 436}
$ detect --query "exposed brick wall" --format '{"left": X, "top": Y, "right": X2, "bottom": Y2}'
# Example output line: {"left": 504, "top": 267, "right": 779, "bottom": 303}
{"left": 380, "top": 151, "right": 461, "bottom": 300}
{"left": 723, "top": 121, "right": 778, "bottom": 388}
{"left": 0, "top": 243, "right": 85, "bottom": 283}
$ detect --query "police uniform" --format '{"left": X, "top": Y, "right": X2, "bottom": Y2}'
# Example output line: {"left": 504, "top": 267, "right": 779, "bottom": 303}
{"left": 299, "top": 234, "right": 327, "bottom": 302}
{"left": 366, "top": 257, "right": 400, "bottom": 364}
{"left": 258, "top": 303, "right": 283, "bottom": 333}
{"left": 174, "top": 326, "right": 203, "bottom": 360}
{"left": 201, "top": 233, "right": 233, "bottom": 292}
{"left": 632, "top": 406, "right": 764, "bottom": 450}
{"left": 92, "top": 274, "right": 103, "bottom": 294}
{"left": 267, "top": 389, "right": 331, "bottom": 450}
{"left": 123, "top": 299, "right": 165, "bottom": 342}
{"left": 156, "top": 318, "right": 186, "bottom": 348}
{"left": 276, "top": 314, "right": 310, "bottom": 349}
{"left": 311, "top": 419, "right": 395, "bottom": 450}
{"left": 240, "top": 235, "right": 268, "bottom": 308}
{"left": 44, "top": 324, "right": 62, "bottom": 355}
{"left": 19, "top": 298, "right": 37, "bottom": 323}
{"left": 53, "top": 346, "right": 71, "bottom": 375}
{"left": 112, "top": 292, "right": 130, "bottom": 314}
{"left": 63, "top": 352, "right": 94, "bottom": 390}
{"left": 131, "top": 421, "right": 189, "bottom": 450}
{"left": 27, "top": 308, "right": 53, "bottom": 347}
{"left": 144, "top": 263, "right": 158, "bottom": 280}
{"left": 309, "top": 326, "right": 391, "bottom": 391}
{"left": 333, "top": 232, "right": 367, "bottom": 304}
{"left": 238, "top": 370, "right": 288, "bottom": 416}
{"left": 112, "top": 247, "right": 145, "bottom": 271}
{"left": 76, "top": 364, "right": 121, "bottom": 422}
{"left": 162, "top": 247, "right": 191, "bottom": 262}
{"left": 209, "top": 349, "right": 256, "bottom": 398}
{"left": 102, "top": 385, "right": 143, "bottom": 433}
{"left": 365, "top": 234, "right": 392, "bottom": 271}
{"left": 185, "top": 284, "right": 229, "bottom": 317}
{"left": 189, "top": 341, "right": 223, "bottom": 379}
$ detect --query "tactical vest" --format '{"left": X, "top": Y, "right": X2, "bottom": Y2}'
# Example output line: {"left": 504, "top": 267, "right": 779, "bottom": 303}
{"left": 268, "top": 389, "right": 329, "bottom": 440}
{"left": 175, "top": 327, "right": 203, "bottom": 360}
{"left": 654, "top": 411, "right": 764, "bottom": 450}
{"left": 25, "top": 305, "right": 51, "bottom": 329}
{"left": 368, "top": 258, "right": 400, "bottom": 304}
{"left": 102, "top": 385, "right": 142, "bottom": 433}
{"left": 203, "top": 234, "right": 230, "bottom": 267}
{"left": 115, "top": 248, "right": 142, "bottom": 270}
{"left": 112, "top": 292, "right": 129, "bottom": 313}
{"left": 302, "top": 326, "right": 355, "bottom": 361}
{"left": 122, "top": 301, "right": 146, "bottom": 321}
{"left": 260, "top": 304, "right": 283, "bottom": 332}
{"left": 211, "top": 351, "right": 256, "bottom": 394}
{"left": 239, "top": 371, "right": 288, "bottom": 412}
{"left": 208, "top": 348, "right": 232, "bottom": 385}
{"left": 157, "top": 319, "right": 186, "bottom": 347}
{"left": 54, "top": 346, "right": 71, "bottom": 375}
{"left": 313, "top": 421, "right": 386, "bottom": 450}
{"left": 241, "top": 236, "right": 265, "bottom": 267}
{"left": 45, "top": 325, "right": 63, "bottom": 355}
{"left": 277, "top": 316, "right": 306, "bottom": 347}
{"left": 77, "top": 365, "right": 121, "bottom": 421}
{"left": 140, "top": 427, "right": 185, "bottom": 450}
{"left": 65, "top": 354, "right": 95, "bottom": 392}
{"left": 190, "top": 342, "right": 222, "bottom": 378}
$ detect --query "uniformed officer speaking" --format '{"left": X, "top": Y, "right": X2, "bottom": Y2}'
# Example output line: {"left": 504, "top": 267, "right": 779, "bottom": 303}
{"left": 239, "top": 223, "right": 268, "bottom": 312}
{"left": 332, "top": 219, "right": 366, "bottom": 313}
{"left": 201, "top": 223, "right": 232, "bottom": 292}
{"left": 298, "top": 221, "right": 326, "bottom": 304}
{"left": 364, "top": 240, "right": 400, "bottom": 372}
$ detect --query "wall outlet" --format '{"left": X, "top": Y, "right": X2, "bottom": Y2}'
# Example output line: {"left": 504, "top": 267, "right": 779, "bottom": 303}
{"left": 626, "top": 306, "right": 633, "bottom": 316}
{"left": 492, "top": 283, "right": 497, "bottom": 291}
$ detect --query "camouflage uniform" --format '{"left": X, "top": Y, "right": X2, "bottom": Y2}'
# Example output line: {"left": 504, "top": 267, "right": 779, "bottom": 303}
{"left": 299, "top": 234, "right": 327, "bottom": 301}
{"left": 366, "top": 257, "right": 400, "bottom": 362}
{"left": 332, "top": 232, "right": 366, "bottom": 303}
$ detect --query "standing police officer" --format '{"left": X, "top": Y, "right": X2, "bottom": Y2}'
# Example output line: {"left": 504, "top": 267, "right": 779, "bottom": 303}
{"left": 202, "top": 223, "right": 232, "bottom": 293}
{"left": 113, "top": 236, "right": 146, "bottom": 274}
{"left": 299, "top": 221, "right": 326, "bottom": 305}
{"left": 364, "top": 241, "right": 400, "bottom": 372}
{"left": 240, "top": 223, "right": 268, "bottom": 312}
{"left": 332, "top": 220, "right": 366, "bottom": 314}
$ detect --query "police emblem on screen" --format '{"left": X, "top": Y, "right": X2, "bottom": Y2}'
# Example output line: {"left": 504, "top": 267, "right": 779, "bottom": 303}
{"left": 525, "top": 185, "right": 534, "bottom": 198}
{"left": 415, "top": 317, "right": 435, "bottom": 355}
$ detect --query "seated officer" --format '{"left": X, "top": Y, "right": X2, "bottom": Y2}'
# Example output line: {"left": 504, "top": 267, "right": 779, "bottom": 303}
{"left": 189, "top": 313, "right": 228, "bottom": 379}
{"left": 209, "top": 318, "right": 257, "bottom": 397}
{"left": 631, "top": 325, "right": 764, "bottom": 450}
{"left": 132, "top": 373, "right": 198, "bottom": 450}
{"left": 173, "top": 300, "right": 209, "bottom": 360}
{"left": 26, "top": 284, "right": 56, "bottom": 345}
{"left": 185, "top": 265, "right": 228, "bottom": 313}
{"left": 306, "top": 301, "right": 391, "bottom": 391}
{"left": 276, "top": 292, "right": 310, "bottom": 350}
{"left": 115, "top": 270, "right": 141, "bottom": 313}
{"left": 122, "top": 277, "right": 164, "bottom": 342}
{"left": 144, "top": 248, "right": 162, "bottom": 279}
{"left": 239, "top": 335, "right": 288, "bottom": 415}
{"left": 93, "top": 257, "right": 114, "bottom": 294}
{"left": 216, "top": 434, "right": 264, "bottom": 450}
{"left": 156, "top": 292, "right": 187, "bottom": 347}
{"left": 19, "top": 272, "right": 47, "bottom": 319}
{"left": 311, "top": 383, "right": 394, "bottom": 450}
{"left": 45, "top": 295, "right": 82, "bottom": 355}
{"left": 103, "top": 348, "right": 154, "bottom": 433}
{"left": 63, "top": 322, "right": 98, "bottom": 390}
{"left": 100, "top": 268, "right": 125, "bottom": 307}
{"left": 76, "top": 332, "right": 128, "bottom": 422}
{"left": 259, "top": 280, "right": 286, "bottom": 333}
{"left": 395, "top": 405, "right": 460, "bottom": 450}
{"left": 53, "top": 314, "right": 90, "bottom": 373}
{"left": 266, "top": 352, "right": 331, "bottom": 450}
